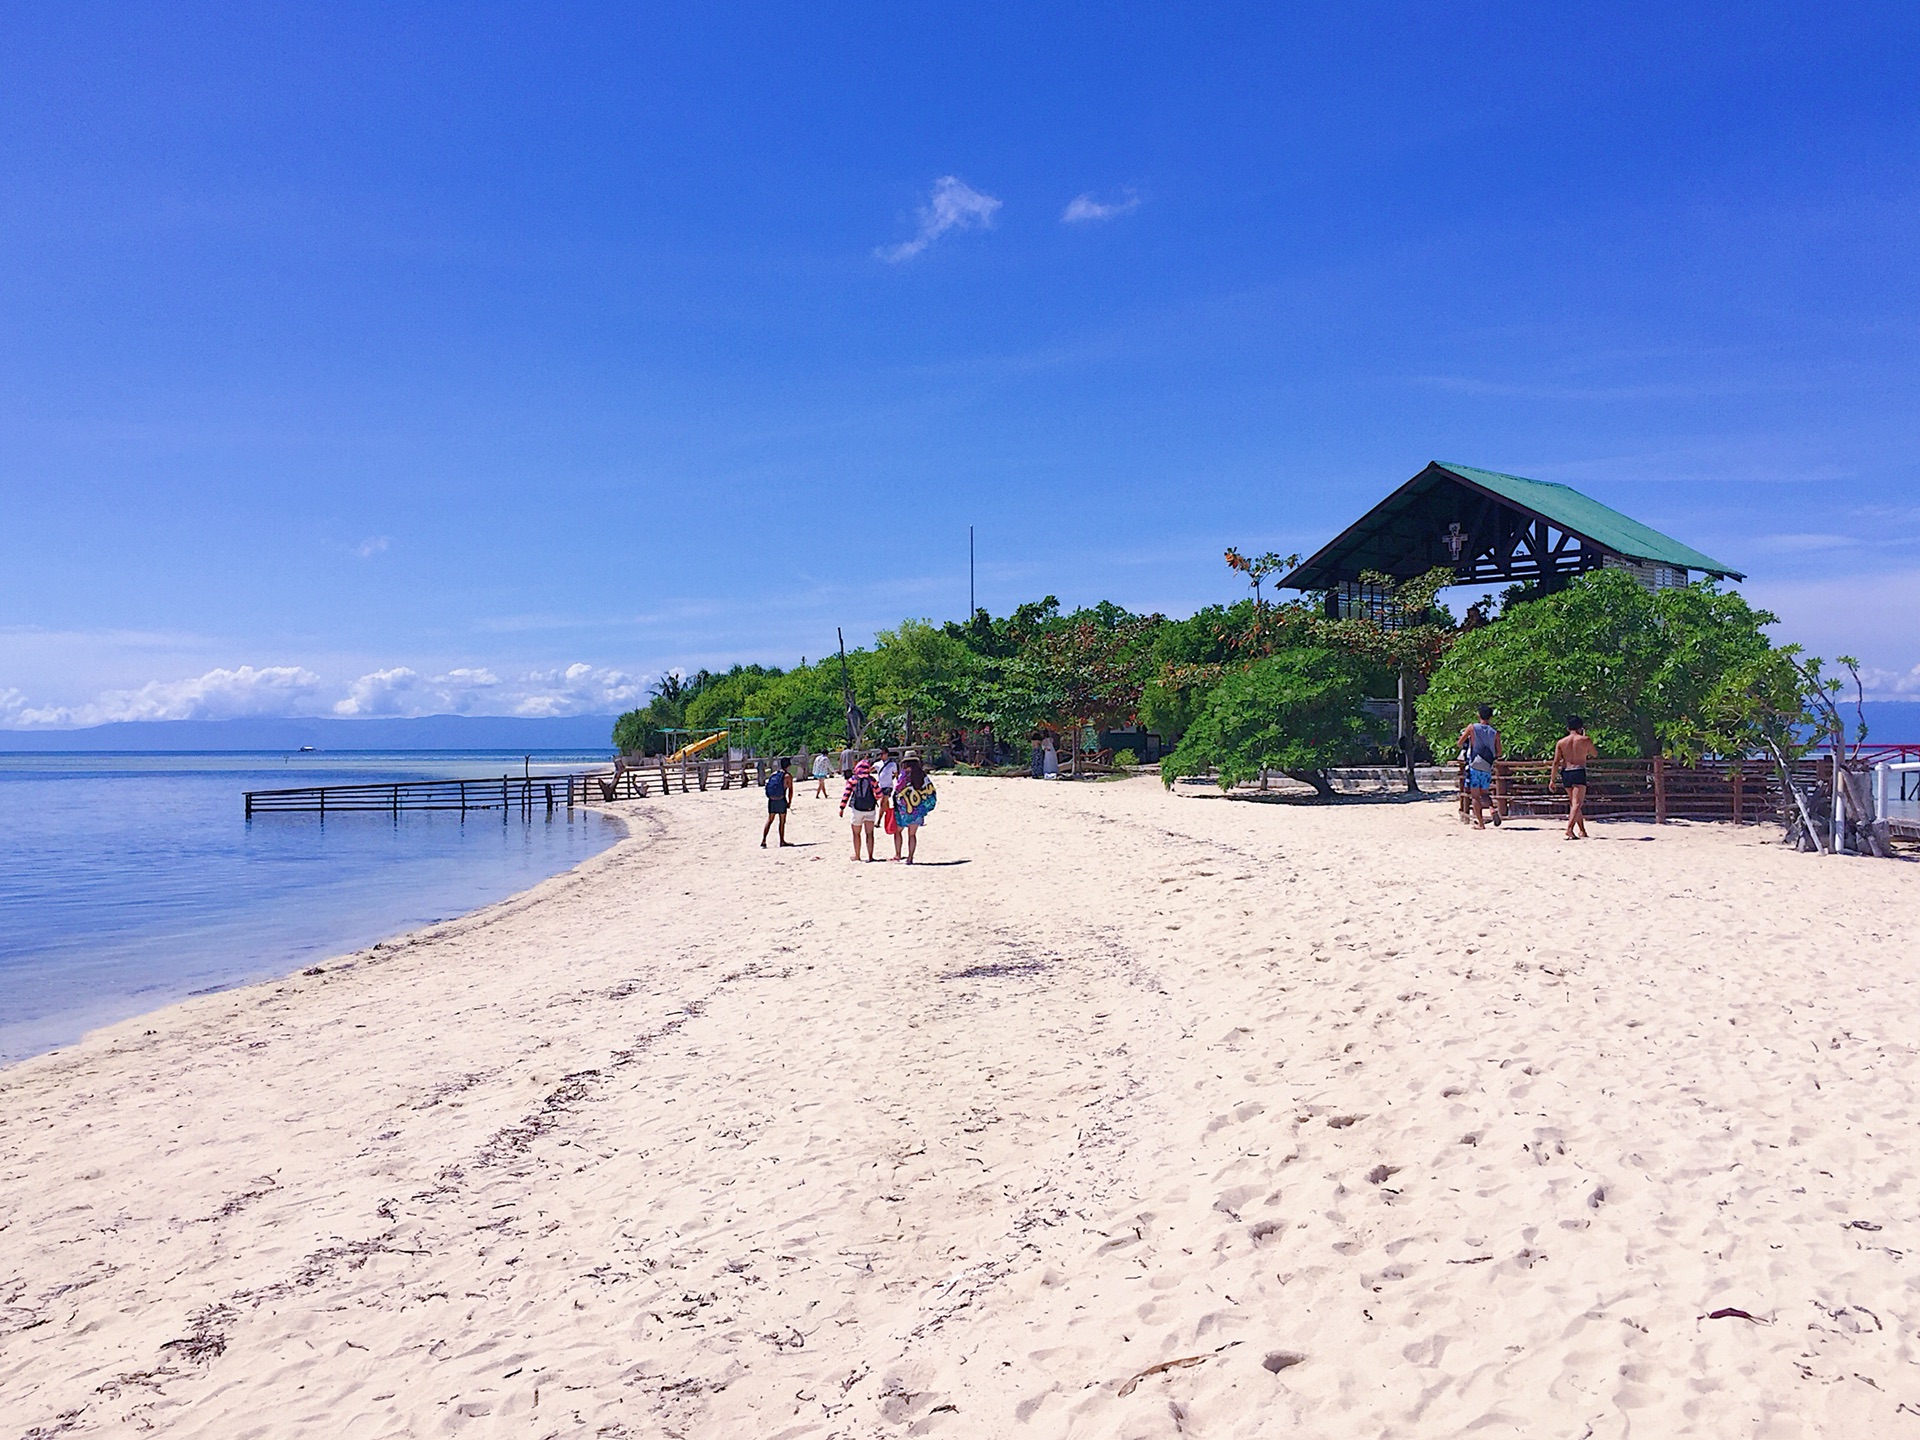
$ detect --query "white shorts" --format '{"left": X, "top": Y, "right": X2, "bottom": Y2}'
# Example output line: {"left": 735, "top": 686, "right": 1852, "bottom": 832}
{"left": 848, "top": 807, "right": 877, "bottom": 828}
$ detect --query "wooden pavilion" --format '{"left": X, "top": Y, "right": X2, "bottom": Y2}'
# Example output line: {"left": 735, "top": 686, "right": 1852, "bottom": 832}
{"left": 1279, "top": 461, "right": 1743, "bottom": 617}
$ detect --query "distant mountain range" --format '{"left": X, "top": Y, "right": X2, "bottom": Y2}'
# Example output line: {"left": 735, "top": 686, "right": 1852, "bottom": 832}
{"left": 0, "top": 714, "right": 622, "bottom": 753}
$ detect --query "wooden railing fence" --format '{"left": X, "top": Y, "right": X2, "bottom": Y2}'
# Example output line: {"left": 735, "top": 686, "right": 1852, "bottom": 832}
{"left": 1456, "top": 756, "right": 1829, "bottom": 825}
{"left": 245, "top": 755, "right": 791, "bottom": 818}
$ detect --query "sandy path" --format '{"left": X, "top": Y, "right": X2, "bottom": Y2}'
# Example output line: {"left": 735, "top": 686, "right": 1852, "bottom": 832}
{"left": 3, "top": 775, "right": 1918, "bottom": 1438}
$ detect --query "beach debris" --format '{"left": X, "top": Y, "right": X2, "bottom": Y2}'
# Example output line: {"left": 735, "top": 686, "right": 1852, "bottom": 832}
{"left": 943, "top": 956, "right": 1048, "bottom": 981}
{"left": 1117, "top": 1341, "right": 1241, "bottom": 1396}
{"left": 1588, "top": 1185, "right": 1607, "bottom": 1209}
{"left": 1327, "top": 1114, "right": 1363, "bottom": 1129}
{"left": 1366, "top": 1164, "right": 1401, "bottom": 1185}
{"left": 1248, "top": 1220, "right": 1286, "bottom": 1243}
{"left": 1262, "top": 1350, "right": 1307, "bottom": 1373}
{"left": 159, "top": 1303, "right": 236, "bottom": 1363}
{"left": 1824, "top": 1305, "right": 1882, "bottom": 1333}
{"left": 302, "top": 967, "right": 324, "bottom": 976}
{"left": 1703, "top": 1307, "right": 1765, "bottom": 1323}
{"left": 1847, "top": 1220, "right": 1883, "bottom": 1232}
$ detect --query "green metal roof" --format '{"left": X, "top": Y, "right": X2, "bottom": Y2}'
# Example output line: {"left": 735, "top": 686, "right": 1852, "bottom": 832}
{"left": 1433, "top": 463, "right": 1743, "bottom": 578}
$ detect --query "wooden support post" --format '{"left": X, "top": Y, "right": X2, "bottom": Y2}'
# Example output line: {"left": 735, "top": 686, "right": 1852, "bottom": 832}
{"left": 1494, "top": 759, "right": 1507, "bottom": 821}
{"left": 246, "top": 793, "right": 253, "bottom": 820}
{"left": 1653, "top": 753, "right": 1667, "bottom": 824}
{"left": 698, "top": 761, "right": 708, "bottom": 791}
{"left": 1731, "top": 762, "right": 1745, "bottom": 824}
{"left": 659, "top": 757, "right": 669, "bottom": 795}
{"left": 393, "top": 784, "right": 400, "bottom": 819}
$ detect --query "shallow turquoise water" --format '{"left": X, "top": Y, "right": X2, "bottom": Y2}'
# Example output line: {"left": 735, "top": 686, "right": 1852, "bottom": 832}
{"left": 0, "top": 751, "right": 621, "bottom": 1063}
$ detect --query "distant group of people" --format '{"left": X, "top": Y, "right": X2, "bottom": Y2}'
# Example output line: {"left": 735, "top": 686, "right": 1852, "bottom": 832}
{"left": 758, "top": 744, "right": 937, "bottom": 862}
{"left": 1458, "top": 704, "right": 1597, "bottom": 840}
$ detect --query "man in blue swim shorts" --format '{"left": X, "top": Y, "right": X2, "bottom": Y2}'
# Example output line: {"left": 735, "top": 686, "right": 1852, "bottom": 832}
{"left": 1458, "top": 703, "right": 1502, "bottom": 830}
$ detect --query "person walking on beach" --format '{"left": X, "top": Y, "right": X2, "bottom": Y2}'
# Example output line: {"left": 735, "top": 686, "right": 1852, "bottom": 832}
{"left": 840, "top": 758, "right": 881, "bottom": 861}
{"left": 1041, "top": 733, "right": 1059, "bottom": 780}
{"left": 874, "top": 747, "right": 899, "bottom": 805}
{"left": 1550, "top": 716, "right": 1598, "bottom": 840}
{"left": 891, "top": 752, "right": 937, "bottom": 862}
{"left": 761, "top": 756, "right": 794, "bottom": 848}
{"left": 811, "top": 749, "right": 832, "bottom": 798}
{"left": 1459, "top": 704, "right": 1502, "bottom": 830}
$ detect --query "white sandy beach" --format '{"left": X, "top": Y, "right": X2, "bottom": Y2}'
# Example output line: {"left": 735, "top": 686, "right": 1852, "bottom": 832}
{"left": 4, "top": 774, "right": 1918, "bottom": 1438}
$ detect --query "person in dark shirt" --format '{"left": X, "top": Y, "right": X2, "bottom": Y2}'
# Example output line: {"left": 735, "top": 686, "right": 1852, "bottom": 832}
{"left": 761, "top": 756, "right": 794, "bottom": 848}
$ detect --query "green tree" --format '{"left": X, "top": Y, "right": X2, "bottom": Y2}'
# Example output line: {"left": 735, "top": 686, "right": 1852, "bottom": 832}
{"left": 1418, "top": 570, "right": 1787, "bottom": 759}
{"left": 1160, "top": 647, "right": 1376, "bottom": 798}
{"left": 873, "top": 620, "right": 979, "bottom": 739}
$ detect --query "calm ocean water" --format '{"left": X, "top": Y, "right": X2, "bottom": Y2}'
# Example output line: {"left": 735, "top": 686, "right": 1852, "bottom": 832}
{"left": 0, "top": 751, "right": 622, "bottom": 1064}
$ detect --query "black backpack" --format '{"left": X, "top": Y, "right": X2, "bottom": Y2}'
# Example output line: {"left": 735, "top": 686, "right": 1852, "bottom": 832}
{"left": 851, "top": 774, "right": 876, "bottom": 809}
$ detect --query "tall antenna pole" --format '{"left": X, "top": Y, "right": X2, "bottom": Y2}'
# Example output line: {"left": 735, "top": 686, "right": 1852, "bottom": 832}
{"left": 969, "top": 524, "right": 975, "bottom": 619}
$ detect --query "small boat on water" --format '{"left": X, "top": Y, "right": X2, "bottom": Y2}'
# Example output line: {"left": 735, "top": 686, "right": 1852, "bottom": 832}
{"left": 298, "top": 745, "right": 316, "bottom": 753}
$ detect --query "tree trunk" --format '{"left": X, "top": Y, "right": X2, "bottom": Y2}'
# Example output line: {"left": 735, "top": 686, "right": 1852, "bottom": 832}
{"left": 1398, "top": 667, "right": 1419, "bottom": 794}
{"left": 1286, "top": 769, "right": 1335, "bottom": 800}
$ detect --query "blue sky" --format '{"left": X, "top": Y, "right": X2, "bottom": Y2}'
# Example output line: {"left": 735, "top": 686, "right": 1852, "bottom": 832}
{"left": 3, "top": 4, "right": 1917, "bottom": 726}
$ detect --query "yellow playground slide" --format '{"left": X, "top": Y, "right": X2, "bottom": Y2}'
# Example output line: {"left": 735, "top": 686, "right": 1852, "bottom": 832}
{"left": 665, "top": 730, "right": 727, "bottom": 762}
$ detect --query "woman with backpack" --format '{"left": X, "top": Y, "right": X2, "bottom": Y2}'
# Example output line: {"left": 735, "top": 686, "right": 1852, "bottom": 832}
{"left": 761, "top": 756, "right": 795, "bottom": 848}
{"left": 891, "top": 753, "right": 937, "bottom": 863}
{"left": 839, "top": 758, "right": 881, "bottom": 861}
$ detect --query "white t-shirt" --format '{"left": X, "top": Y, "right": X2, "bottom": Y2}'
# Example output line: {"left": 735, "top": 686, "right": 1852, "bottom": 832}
{"left": 812, "top": 754, "right": 831, "bottom": 778}
{"left": 876, "top": 760, "right": 899, "bottom": 791}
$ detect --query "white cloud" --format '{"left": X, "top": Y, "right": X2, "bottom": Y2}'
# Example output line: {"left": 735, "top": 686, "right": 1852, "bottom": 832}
{"left": 507, "top": 663, "right": 650, "bottom": 717}
{"left": 1859, "top": 664, "right": 1920, "bottom": 697}
{"left": 332, "top": 666, "right": 499, "bottom": 717}
{"left": 4, "top": 665, "right": 324, "bottom": 728}
{"left": 876, "top": 176, "right": 1002, "bottom": 263}
{"left": 333, "top": 662, "right": 647, "bottom": 718}
{"left": 1061, "top": 190, "right": 1139, "bottom": 223}
{"left": 353, "top": 535, "right": 391, "bottom": 560}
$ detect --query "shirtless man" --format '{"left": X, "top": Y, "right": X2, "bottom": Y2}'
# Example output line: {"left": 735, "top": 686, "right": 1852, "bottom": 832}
{"left": 1458, "top": 704, "right": 1501, "bottom": 830}
{"left": 1550, "top": 715, "right": 1598, "bottom": 840}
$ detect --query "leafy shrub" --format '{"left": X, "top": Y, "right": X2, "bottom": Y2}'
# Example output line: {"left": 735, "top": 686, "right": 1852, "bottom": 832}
{"left": 1161, "top": 647, "right": 1375, "bottom": 798}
